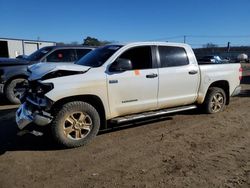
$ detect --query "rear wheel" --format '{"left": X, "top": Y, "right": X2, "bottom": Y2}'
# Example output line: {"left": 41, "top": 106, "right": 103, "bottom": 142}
{"left": 204, "top": 87, "right": 226, "bottom": 114}
{"left": 5, "top": 78, "right": 27, "bottom": 104}
{"left": 51, "top": 101, "right": 100, "bottom": 148}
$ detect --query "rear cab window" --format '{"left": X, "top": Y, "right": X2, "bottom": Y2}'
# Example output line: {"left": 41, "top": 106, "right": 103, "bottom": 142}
{"left": 158, "top": 46, "right": 189, "bottom": 67}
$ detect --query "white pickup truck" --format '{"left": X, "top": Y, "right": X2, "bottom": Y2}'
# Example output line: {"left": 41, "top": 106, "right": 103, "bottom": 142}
{"left": 16, "top": 42, "right": 242, "bottom": 148}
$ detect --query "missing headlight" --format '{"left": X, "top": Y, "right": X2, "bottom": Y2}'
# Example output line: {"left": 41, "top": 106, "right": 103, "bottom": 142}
{"left": 28, "top": 81, "right": 54, "bottom": 97}
{"left": 36, "top": 82, "right": 54, "bottom": 95}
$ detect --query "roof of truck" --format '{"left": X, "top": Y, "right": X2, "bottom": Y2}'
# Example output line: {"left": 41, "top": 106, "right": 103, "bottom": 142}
{"left": 112, "top": 41, "right": 190, "bottom": 48}
{"left": 50, "top": 45, "right": 96, "bottom": 49}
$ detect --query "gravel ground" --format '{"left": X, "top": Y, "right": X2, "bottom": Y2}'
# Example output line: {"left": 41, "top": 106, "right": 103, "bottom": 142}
{"left": 0, "top": 64, "right": 250, "bottom": 188}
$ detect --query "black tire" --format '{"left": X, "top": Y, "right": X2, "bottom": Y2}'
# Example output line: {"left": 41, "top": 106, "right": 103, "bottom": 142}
{"left": 204, "top": 87, "right": 226, "bottom": 114}
{"left": 51, "top": 101, "right": 100, "bottom": 148}
{"left": 5, "top": 78, "right": 27, "bottom": 104}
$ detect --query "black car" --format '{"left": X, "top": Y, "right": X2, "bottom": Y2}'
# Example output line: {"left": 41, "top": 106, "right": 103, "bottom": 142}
{"left": 0, "top": 46, "right": 94, "bottom": 104}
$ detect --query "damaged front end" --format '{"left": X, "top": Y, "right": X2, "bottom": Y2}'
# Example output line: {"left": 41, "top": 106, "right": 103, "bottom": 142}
{"left": 16, "top": 63, "right": 91, "bottom": 132}
{"left": 16, "top": 80, "right": 54, "bottom": 130}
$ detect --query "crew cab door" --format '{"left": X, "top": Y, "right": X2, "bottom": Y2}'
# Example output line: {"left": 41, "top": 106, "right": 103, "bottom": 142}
{"left": 157, "top": 46, "right": 200, "bottom": 108}
{"left": 107, "top": 46, "right": 158, "bottom": 118}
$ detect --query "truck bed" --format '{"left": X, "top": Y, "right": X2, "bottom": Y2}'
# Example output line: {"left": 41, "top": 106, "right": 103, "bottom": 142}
{"left": 198, "top": 63, "right": 241, "bottom": 100}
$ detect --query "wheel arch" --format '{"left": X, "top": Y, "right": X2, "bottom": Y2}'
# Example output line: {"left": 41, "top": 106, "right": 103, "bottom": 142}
{"left": 51, "top": 95, "right": 107, "bottom": 130}
{"left": 207, "top": 80, "right": 230, "bottom": 105}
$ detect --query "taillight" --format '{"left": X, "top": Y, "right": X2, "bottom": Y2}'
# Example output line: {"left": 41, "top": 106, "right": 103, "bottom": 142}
{"left": 239, "top": 67, "right": 243, "bottom": 80}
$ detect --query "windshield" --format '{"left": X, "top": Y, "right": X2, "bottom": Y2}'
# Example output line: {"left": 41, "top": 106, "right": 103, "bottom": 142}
{"left": 26, "top": 46, "right": 53, "bottom": 61}
{"left": 75, "top": 45, "right": 122, "bottom": 67}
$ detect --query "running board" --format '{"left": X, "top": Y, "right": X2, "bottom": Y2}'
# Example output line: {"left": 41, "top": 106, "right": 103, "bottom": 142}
{"left": 111, "top": 105, "right": 197, "bottom": 124}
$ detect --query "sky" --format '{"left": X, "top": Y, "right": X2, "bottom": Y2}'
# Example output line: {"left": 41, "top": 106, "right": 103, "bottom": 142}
{"left": 0, "top": 0, "right": 250, "bottom": 47}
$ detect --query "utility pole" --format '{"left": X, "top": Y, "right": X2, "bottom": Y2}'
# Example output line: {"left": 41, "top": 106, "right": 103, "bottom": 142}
{"left": 227, "top": 42, "right": 231, "bottom": 52}
{"left": 184, "top": 35, "right": 186, "bottom": 43}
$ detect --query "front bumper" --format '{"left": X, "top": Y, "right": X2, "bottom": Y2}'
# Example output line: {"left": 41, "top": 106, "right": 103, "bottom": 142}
{"left": 16, "top": 103, "right": 33, "bottom": 129}
{"left": 16, "top": 102, "right": 53, "bottom": 130}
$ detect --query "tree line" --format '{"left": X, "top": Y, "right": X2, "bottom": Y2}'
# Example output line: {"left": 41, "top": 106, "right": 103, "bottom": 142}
{"left": 57, "top": 36, "right": 112, "bottom": 46}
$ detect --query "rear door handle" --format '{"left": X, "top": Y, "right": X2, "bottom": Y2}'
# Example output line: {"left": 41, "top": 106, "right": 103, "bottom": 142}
{"left": 189, "top": 70, "right": 198, "bottom": 75}
{"left": 146, "top": 73, "right": 158, "bottom": 78}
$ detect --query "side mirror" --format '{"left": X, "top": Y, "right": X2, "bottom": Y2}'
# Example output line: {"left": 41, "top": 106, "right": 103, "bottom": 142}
{"left": 110, "top": 58, "right": 132, "bottom": 72}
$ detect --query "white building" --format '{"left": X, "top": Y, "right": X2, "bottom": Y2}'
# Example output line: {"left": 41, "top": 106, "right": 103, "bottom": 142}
{"left": 0, "top": 37, "right": 56, "bottom": 58}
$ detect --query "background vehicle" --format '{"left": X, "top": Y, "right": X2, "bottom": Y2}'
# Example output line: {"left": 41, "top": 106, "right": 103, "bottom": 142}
{"left": 237, "top": 53, "right": 249, "bottom": 63}
{"left": 0, "top": 46, "right": 94, "bottom": 104}
{"left": 16, "top": 42, "right": 242, "bottom": 148}
{"left": 197, "top": 55, "right": 229, "bottom": 64}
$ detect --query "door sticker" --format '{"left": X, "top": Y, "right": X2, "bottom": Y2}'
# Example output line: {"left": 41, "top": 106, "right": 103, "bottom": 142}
{"left": 134, "top": 70, "right": 140, "bottom": 76}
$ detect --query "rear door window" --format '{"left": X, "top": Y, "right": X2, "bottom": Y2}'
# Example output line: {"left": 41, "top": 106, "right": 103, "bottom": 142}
{"left": 158, "top": 46, "right": 189, "bottom": 67}
{"left": 45, "top": 49, "right": 76, "bottom": 62}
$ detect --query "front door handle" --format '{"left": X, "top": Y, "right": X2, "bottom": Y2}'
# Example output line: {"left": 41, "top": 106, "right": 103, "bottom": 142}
{"left": 189, "top": 70, "right": 198, "bottom": 75}
{"left": 146, "top": 73, "right": 158, "bottom": 78}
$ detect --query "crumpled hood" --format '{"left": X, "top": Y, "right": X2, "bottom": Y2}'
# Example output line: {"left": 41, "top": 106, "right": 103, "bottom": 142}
{"left": 28, "top": 62, "right": 91, "bottom": 81}
{"left": 0, "top": 57, "right": 29, "bottom": 66}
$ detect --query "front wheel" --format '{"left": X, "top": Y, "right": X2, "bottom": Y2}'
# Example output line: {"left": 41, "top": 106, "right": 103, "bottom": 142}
{"left": 51, "top": 101, "right": 100, "bottom": 148}
{"left": 203, "top": 87, "right": 226, "bottom": 114}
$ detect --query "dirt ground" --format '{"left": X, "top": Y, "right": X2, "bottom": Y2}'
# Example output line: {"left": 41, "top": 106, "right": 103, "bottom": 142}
{"left": 0, "top": 65, "right": 250, "bottom": 188}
